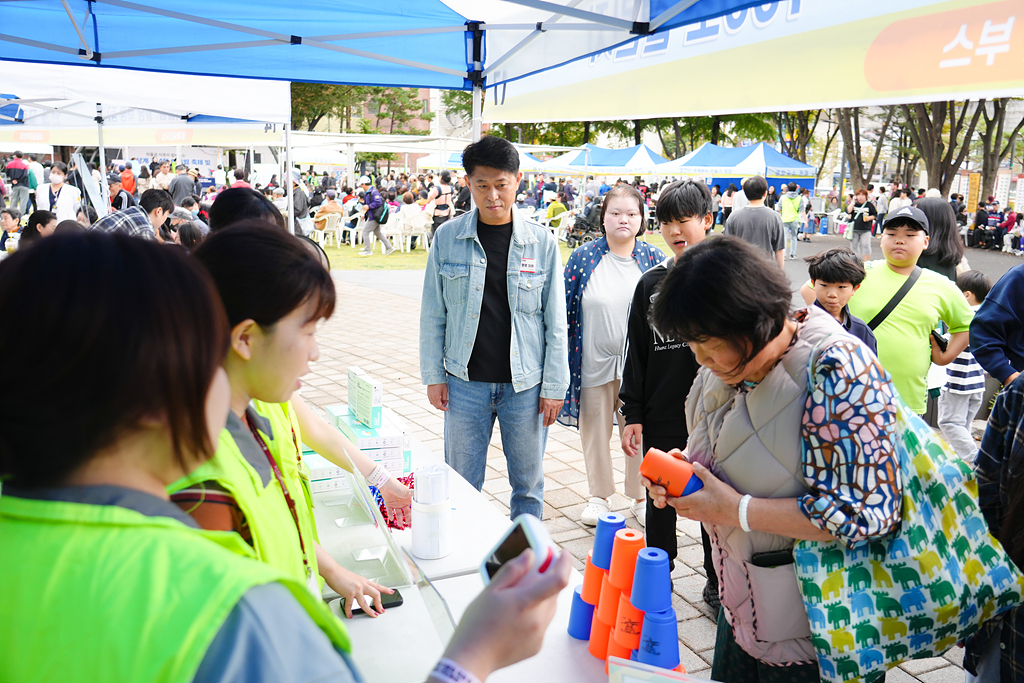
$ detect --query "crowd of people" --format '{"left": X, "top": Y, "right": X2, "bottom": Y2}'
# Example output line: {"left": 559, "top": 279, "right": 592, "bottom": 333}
{"left": 419, "top": 135, "right": 1024, "bottom": 683}
{"left": 4, "top": 135, "right": 1024, "bottom": 683}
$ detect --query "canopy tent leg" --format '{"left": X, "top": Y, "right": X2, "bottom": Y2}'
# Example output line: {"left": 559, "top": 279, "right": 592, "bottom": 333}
{"left": 471, "top": 85, "right": 482, "bottom": 142}
{"left": 95, "top": 103, "right": 109, "bottom": 216}
{"left": 346, "top": 143, "right": 355, "bottom": 189}
{"left": 285, "top": 122, "right": 295, "bottom": 235}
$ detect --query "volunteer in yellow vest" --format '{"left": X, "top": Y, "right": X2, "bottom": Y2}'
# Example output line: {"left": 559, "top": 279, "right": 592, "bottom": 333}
{"left": 169, "top": 221, "right": 409, "bottom": 617}
{"left": 779, "top": 182, "right": 803, "bottom": 261}
{"left": 0, "top": 232, "right": 354, "bottom": 682}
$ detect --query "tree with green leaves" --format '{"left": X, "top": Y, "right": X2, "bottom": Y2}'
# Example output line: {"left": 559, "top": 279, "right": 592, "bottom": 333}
{"left": 836, "top": 107, "right": 895, "bottom": 192}
{"left": 977, "top": 98, "right": 1024, "bottom": 199}
{"left": 774, "top": 111, "right": 822, "bottom": 164}
{"left": 290, "top": 83, "right": 369, "bottom": 132}
{"left": 367, "top": 87, "right": 434, "bottom": 135}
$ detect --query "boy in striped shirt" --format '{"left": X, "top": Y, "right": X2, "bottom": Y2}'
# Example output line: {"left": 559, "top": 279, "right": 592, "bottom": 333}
{"left": 938, "top": 270, "right": 992, "bottom": 462}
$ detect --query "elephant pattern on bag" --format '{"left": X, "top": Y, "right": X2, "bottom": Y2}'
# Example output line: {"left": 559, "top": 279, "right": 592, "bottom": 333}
{"left": 795, "top": 394, "right": 1024, "bottom": 683}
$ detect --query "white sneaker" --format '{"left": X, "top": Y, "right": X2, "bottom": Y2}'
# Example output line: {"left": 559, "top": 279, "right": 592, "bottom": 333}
{"left": 630, "top": 500, "right": 647, "bottom": 527}
{"left": 580, "top": 497, "right": 610, "bottom": 526}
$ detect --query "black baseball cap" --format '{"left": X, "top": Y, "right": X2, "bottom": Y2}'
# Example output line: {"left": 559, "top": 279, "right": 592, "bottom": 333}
{"left": 106, "top": 173, "right": 122, "bottom": 185}
{"left": 882, "top": 205, "right": 929, "bottom": 234}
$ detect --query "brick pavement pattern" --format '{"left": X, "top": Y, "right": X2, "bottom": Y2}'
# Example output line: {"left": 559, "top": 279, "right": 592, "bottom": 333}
{"left": 301, "top": 275, "right": 966, "bottom": 682}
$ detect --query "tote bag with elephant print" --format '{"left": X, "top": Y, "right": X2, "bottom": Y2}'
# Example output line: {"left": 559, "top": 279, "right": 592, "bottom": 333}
{"left": 794, "top": 358, "right": 1024, "bottom": 683}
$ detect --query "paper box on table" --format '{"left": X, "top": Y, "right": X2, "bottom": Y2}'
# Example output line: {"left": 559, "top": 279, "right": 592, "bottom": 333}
{"left": 327, "top": 404, "right": 403, "bottom": 450}
{"left": 347, "top": 366, "right": 382, "bottom": 429}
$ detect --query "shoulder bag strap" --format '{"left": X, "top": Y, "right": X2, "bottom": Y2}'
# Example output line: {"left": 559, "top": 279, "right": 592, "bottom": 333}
{"left": 867, "top": 266, "right": 921, "bottom": 330}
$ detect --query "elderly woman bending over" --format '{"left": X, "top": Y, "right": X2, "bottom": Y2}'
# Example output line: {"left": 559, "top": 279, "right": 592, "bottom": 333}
{"left": 644, "top": 236, "right": 903, "bottom": 683}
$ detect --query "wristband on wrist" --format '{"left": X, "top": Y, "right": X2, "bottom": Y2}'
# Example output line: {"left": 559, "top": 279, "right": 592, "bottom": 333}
{"left": 738, "top": 494, "right": 753, "bottom": 533}
{"left": 366, "top": 463, "right": 391, "bottom": 488}
{"left": 431, "top": 657, "right": 482, "bottom": 683}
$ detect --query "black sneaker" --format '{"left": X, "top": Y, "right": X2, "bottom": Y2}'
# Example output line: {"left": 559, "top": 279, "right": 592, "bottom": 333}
{"left": 702, "top": 579, "right": 721, "bottom": 611}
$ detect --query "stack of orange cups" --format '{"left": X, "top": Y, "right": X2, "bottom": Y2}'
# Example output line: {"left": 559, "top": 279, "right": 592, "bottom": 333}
{"left": 608, "top": 529, "right": 646, "bottom": 659}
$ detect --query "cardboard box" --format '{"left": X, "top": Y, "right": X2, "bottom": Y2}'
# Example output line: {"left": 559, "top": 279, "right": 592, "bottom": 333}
{"left": 301, "top": 451, "right": 348, "bottom": 481}
{"left": 310, "top": 477, "right": 352, "bottom": 494}
{"left": 327, "top": 404, "right": 404, "bottom": 450}
{"left": 347, "top": 366, "right": 382, "bottom": 429}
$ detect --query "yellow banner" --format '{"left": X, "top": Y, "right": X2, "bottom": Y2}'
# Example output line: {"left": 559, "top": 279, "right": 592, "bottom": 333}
{"left": 487, "top": 0, "right": 1024, "bottom": 123}
{"left": 967, "top": 173, "right": 982, "bottom": 214}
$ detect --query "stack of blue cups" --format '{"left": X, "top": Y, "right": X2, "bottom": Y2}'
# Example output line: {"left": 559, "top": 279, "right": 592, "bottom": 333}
{"left": 567, "top": 585, "right": 594, "bottom": 640}
{"left": 631, "top": 547, "right": 679, "bottom": 670}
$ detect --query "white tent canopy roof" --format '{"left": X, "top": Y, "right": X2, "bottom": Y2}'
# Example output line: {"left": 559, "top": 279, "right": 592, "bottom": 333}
{"left": 0, "top": 61, "right": 290, "bottom": 124}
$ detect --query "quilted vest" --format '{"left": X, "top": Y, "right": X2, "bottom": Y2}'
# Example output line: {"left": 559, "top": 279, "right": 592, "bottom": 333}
{"left": 685, "top": 307, "right": 843, "bottom": 666}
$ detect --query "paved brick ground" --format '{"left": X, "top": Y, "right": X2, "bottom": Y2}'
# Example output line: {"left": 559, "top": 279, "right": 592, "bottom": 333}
{"left": 302, "top": 273, "right": 967, "bottom": 682}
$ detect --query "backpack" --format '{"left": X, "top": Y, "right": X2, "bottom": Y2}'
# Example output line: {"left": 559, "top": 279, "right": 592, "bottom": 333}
{"left": 374, "top": 191, "right": 390, "bottom": 224}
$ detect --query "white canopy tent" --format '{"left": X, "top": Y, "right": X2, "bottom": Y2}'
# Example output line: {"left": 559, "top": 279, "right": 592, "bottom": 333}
{"left": 0, "top": 60, "right": 290, "bottom": 219}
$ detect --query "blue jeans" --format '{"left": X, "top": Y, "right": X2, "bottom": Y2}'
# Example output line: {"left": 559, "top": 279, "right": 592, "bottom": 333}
{"left": 444, "top": 374, "right": 547, "bottom": 520}
{"left": 784, "top": 220, "right": 801, "bottom": 257}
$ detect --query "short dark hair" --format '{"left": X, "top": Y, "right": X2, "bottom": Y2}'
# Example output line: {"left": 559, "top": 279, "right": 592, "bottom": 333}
{"left": 787, "top": 182, "right": 797, "bottom": 192}
{"left": 440, "top": 170, "right": 451, "bottom": 184}
{"left": 651, "top": 236, "right": 791, "bottom": 372}
{"left": 192, "top": 222, "right": 335, "bottom": 329}
{"left": 957, "top": 270, "right": 992, "bottom": 303}
{"left": 208, "top": 188, "right": 285, "bottom": 232}
{"left": 742, "top": 176, "right": 768, "bottom": 201}
{"left": 181, "top": 196, "right": 198, "bottom": 210}
{"left": 0, "top": 232, "right": 228, "bottom": 487}
{"left": 1, "top": 207, "right": 22, "bottom": 223}
{"left": 805, "top": 248, "right": 866, "bottom": 286}
{"left": 51, "top": 161, "right": 68, "bottom": 174}
{"left": 139, "top": 189, "right": 174, "bottom": 215}
{"left": 599, "top": 185, "right": 646, "bottom": 235}
{"left": 56, "top": 219, "right": 86, "bottom": 234}
{"left": 655, "top": 179, "right": 713, "bottom": 224}
{"left": 234, "top": 169, "right": 245, "bottom": 180}
{"left": 462, "top": 135, "right": 520, "bottom": 177}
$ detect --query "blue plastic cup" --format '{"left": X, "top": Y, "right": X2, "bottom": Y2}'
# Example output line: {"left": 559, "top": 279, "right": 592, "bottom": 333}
{"left": 592, "top": 512, "right": 626, "bottom": 570}
{"left": 630, "top": 649, "right": 639, "bottom": 661}
{"left": 567, "top": 585, "right": 595, "bottom": 640}
{"left": 637, "top": 609, "right": 680, "bottom": 670}
{"left": 630, "top": 547, "right": 673, "bottom": 613}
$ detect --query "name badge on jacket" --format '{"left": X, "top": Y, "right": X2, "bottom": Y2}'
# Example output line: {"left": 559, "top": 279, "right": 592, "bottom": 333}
{"left": 520, "top": 257, "right": 536, "bottom": 273}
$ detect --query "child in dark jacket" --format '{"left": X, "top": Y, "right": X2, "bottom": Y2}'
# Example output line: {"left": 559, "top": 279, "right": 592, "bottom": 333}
{"left": 619, "top": 179, "right": 718, "bottom": 607}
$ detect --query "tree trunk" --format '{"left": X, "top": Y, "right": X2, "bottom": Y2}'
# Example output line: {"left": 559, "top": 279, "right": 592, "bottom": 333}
{"left": 307, "top": 114, "right": 325, "bottom": 132}
{"left": 583, "top": 121, "right": 591, "bottom": 144}
{"left": 710, "top": 116, "right": 721, "bottom": 145}
{"left": 901, "top": 101, "right": 986, "bottom": 196}
{"left": 504, "top": 123, "right": 513, "bottom": 140}
{"left": 672, "top": 119, "right": 684, "bottom": 157}
{"left": 633, "top": 120, "right": 642, "bottom": 146}
{"left": 979, "top": 99, "right": 1024, "bottom": 199}
{"left": 837, "top": 107, "right": 894, "bottom": 191}
{"left": 814, "top": 121, "right": 840, "bottom": 187}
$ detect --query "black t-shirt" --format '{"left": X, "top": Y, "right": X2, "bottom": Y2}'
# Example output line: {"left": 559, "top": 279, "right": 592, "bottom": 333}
{"left": 851, "top": 200, "right": 877, "bottom": 232}
{"left": 467, "top": 220, "right": 513, "bottom": 383}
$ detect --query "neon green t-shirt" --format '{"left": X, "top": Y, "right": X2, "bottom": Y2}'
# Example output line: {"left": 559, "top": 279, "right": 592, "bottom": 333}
{"left": 846, "top": 260, "right": 974, "bottom": 413}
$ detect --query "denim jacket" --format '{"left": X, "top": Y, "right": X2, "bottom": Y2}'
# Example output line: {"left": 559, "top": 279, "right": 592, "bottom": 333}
{"left": 419, "top": 207, "right": 569, "bottom": 399}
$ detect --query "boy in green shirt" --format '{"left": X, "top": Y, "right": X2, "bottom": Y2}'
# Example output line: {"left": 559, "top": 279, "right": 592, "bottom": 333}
{"left": 802, "top": 206, "right": 973, "bottom": 413}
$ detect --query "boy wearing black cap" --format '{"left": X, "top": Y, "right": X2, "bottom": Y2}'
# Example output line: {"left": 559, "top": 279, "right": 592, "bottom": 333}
{"left": 805, "top": 206, "right": 974, "bottom": 414}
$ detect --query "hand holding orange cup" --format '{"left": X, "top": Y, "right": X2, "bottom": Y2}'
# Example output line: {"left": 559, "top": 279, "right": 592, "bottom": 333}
{"left": 638, "top": 448, "right": 704, "bottom": 498}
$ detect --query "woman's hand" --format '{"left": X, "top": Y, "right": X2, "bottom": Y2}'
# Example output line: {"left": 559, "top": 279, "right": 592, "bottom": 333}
{"left": 438, "top": 549, "right": 572, "bottom": 682}
{"left": 321, "top": 560, "right": 394, "bottom": 618}
{"left": 640, "top": 453, "right": 741, "bottom": 527}
{"left": 381, "top": 477, "right": 413, "bottom": 529}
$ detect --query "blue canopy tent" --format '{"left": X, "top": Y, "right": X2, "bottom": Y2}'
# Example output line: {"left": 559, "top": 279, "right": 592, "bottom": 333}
{"left": 543, "top": 143, "right": 671, "bottom": 176}
{"left": 0, "top": 0, "right": 778, "bottom": 139}
{"left": 660, "top": 142, "right": 816, "bottom": 193}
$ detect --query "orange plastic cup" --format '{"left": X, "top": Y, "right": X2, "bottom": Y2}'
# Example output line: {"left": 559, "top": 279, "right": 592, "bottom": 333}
{"left": 639, "top": 448, "right": 700, "bottom": 498}
{"left": 581, "top": 550, "right": 606, "bottom": 606}
{"left": 608, "top": 529, "right": 646, "bottom": 594}
{"left": 597, "top": 572, "right": 621, "bottom": 625}
{"left": 588, "top": 610, "right": 611, "bottom": 659}
{"left": 606, "top": 627, "right": 632, "bottom": 675}
{"left": 613, "top": 591, "right": 645, "bottom": 650}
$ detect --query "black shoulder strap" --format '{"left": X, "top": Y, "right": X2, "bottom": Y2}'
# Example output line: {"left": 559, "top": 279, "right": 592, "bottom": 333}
{"left": 867, "top": 266, "right": 921, "bottom": 330}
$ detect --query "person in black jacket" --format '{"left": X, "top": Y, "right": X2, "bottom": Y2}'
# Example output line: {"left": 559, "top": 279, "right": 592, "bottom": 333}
{"left": 619, "top": 179, "right": 720, "bottom": 608}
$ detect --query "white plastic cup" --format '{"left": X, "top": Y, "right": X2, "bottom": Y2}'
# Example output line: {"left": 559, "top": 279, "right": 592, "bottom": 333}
{"left": 411, "top": 500, "right": 451, "bottom": 560}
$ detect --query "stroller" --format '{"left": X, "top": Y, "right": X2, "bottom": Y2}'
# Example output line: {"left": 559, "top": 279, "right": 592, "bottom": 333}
{"left": 566, "top": 198, "right": 603, "bottom": 248}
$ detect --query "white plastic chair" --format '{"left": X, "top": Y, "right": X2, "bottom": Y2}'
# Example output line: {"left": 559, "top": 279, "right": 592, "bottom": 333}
{"left": 405, "top": 210, "right": 433, "bottom": 251}
{"left": 383, "top": 212, "right": 407, "bottom": 253}
{"left": 312, "top": 212, "right": 339, "bottom": 248}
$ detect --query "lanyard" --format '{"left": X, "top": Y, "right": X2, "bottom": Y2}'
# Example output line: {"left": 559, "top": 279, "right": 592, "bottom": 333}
{"left": 245, "top": 414, "right": 314, "bottom": 584}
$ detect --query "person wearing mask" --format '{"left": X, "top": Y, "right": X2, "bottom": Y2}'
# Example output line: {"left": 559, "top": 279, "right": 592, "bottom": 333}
{"left": 420, "top": 135, "right": 569, "bottom": 521}
{"left": 34, "top": 162, "right": 82, "bottom": 223}
{"left": 426, "top": 170, "right": 454, "bottom": 234}
{"left": 560, "top": 185, "right": 665, "bottom": 526}
{"left": 90, "top": 189, "right": 174, "bottom": 241}
{"left": 18, "top": 210, "right": 57, "bottom": 246}
{"left": 645, "top": 236, "right": 903, "bottom": 683}
{"left": 181, "top": 196, "right": 209, "bottom": 234}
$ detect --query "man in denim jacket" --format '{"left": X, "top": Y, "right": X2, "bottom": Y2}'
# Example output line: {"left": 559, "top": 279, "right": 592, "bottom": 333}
{"left": 420, "top": 136, "right": 569, "bottom": 519}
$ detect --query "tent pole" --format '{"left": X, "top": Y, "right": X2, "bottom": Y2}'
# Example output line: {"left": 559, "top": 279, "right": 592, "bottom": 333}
{"left": 95, "top": 103, "right": 109, "bottom": 214}
{"left": 346, "top": 143, "right": 355, "bottom": 188}
{"left": 471, "top": 86, "right": 482, "bottom": 142}
{"left": 285, "top": 122, "right": 295, "bottom": 235}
